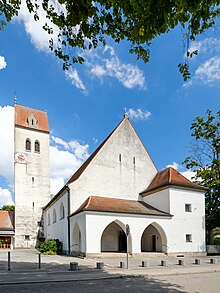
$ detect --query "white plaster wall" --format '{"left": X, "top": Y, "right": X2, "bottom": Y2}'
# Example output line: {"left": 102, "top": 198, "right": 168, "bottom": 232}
{"left": 167, "top": 188, "right": 206, "bottom": 253}
{"left": 84, "top": 212, "right": 172, "bottom": 254}
{"left": 45, "top": 192, "right": 68, "bottom": 252}
{"left": 142, "top": 189, "right": 170, "bottom": 213}
{"left": 69, "top": 118, "right": 157, "bottom": 214}
{"left": 14, "top": 127, "right": 51, "bottom": 248}
{"left": 69, "top": 213, "right": 86, "bottom": 253}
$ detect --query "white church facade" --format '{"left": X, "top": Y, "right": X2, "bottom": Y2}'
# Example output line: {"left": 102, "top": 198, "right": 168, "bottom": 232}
{"left": 9, "top": 104, "right": 207, "bottom": 255}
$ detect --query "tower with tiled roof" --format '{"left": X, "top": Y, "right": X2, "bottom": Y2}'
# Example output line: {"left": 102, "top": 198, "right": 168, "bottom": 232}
{"left": 14, "top": 104, "right": 51, "bottom": 248}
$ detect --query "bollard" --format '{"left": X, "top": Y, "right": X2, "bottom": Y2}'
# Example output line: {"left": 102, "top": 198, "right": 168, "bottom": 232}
{"left": 8, "top": 251, "right": 10, "bottom": 271}
{"left": 120, "top": 261, "right": 125, "bottom": 268}
{"left": 210, "top": 258, "right": 217, "bottom": 264}
{"left": 142, "top": 261, "right": 148, "bottom": 267}
{"left": 161, "top": 260, "right": 167, "bottom": 267}
{"left": 195, "top": 259, "right": 201, "bottom": 265}
{"left": 70, "top": 262, "right": 78, "bottom": 271}
{"left": 38, "top": 253, "right": 41, "bottom": 269}
{"left": 96, "top": 262, "right": 104, "bottom": 270}
{"left": 178, "top": 259, "right": 185, "bottom": 266}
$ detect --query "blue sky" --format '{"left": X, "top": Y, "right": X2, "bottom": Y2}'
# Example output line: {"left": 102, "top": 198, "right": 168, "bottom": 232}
{"left": 0, "top": 5, "right": 219, "bottom": 207}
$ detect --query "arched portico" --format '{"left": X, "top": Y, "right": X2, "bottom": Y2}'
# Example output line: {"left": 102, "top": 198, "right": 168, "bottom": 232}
{"left": 101, "top": 220, "right": 131, "bottom": 253}
{"left": 141, "top": 223, "right": 167, "bottom": 253}
{"left": 72, "top": 223, "right": 82, "bottom": 254}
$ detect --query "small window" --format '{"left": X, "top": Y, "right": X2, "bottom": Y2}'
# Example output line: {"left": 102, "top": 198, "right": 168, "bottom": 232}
{"left": 119, "top": 154, "right": 121, "bottom": 162}
{"left": 38, "top": 221, "right": 42, "bottom": 227}
{"left": 60, "top": 203, "right": 65, "bottom": 220}
{"left": 186, "top": 234, "right": 192, "bottom": 242}
{"left": 25, "top": 235, "right": 30, "bottom": 240}
{"left": 53, "top": 209, "right": 57, "bottom": 223}
{"left": 48, "top": 213, "right": 50, "bottom": 226}
{"left": 133, "top": 157, "right": 136, "bottom": 165}
{"left": 35, "top": 141, "right": 40, "bottom": 153}
{"left": 185, "top": 204, "right": 192, "bottom": 212}
{"left": 25, "top": 139, "right": 31, "bottom": 151}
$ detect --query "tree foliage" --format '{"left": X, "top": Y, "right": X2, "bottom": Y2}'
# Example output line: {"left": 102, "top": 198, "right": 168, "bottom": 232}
{"left": 183, "top": 110, "right": 220, "bottom": 243}
{"left": 37, "top": 238, "right": 63, "bottom": 255}
{"left": 1, "top": 1, "right": 220, "bottom": 77}
{"left": 1, "top": 205, "right": 15, "bottom": 211}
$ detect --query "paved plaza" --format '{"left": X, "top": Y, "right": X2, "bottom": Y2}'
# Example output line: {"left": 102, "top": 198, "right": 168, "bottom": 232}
{"left": 0, "top": 249, "right": 220, "bottom": 287}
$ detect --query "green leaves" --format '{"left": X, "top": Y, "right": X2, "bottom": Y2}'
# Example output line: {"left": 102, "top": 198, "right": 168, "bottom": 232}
{"left": 183, "top": 109, "right": 220, "bottom": 242}
{"left": 1, "top": 1, "right": 220, "bottom": 79}
{"left": 178, "top": 63, "right": 190, "bottom": 81}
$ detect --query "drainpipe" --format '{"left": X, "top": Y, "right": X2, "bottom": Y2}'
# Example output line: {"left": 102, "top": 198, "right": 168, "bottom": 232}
{"left": 67, "top": 186, "right": 71, "bottom": 255}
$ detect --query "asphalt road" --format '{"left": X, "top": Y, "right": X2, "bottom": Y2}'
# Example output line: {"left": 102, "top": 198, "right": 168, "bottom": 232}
{"left": 1, "top": 272, "right": 220, "bottom": 293}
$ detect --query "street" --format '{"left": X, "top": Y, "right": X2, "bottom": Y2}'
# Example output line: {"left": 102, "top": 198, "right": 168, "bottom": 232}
{"left": 1, "top": 272, "right": 220, "bottom": 293}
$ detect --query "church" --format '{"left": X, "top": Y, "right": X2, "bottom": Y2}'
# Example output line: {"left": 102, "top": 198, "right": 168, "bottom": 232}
{"left": 0, "top": 104, "right": 207, "bottom": 256}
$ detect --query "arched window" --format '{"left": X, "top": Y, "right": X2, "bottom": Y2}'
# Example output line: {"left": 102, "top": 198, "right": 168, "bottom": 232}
{"left": 53, "top": 209, "right": 57, "bottom": 223}
{"left": 25, "top": 139, "right": 31, "bottom": 151}
{"left": 35, "top": 140, "right": 40, "bottom": 153}
{"left": 48, "top": 213, "right": 50, "bottom": 226}
{"left": 60, "top": 203, "right": 65, "bottom": 220}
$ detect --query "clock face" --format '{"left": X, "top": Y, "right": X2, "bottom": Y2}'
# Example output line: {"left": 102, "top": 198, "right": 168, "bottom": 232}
{"left": 15, "top": 152, "right": 27, "bottom": 164}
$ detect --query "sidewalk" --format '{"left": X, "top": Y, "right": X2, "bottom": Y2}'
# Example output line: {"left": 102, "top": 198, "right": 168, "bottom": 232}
{"left": 0, "top": 250, "right": 220, "bottom": 285}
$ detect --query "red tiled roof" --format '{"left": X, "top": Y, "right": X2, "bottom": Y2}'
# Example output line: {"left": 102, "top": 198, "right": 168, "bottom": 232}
{"left": 70, "top": 196, "right": 171, "bottom": 217}
{"left": 15, "top": 104, "right": 49, "bottom": 133}
{"left": 0, "top": 211, "right": 15, "bottom": 230}
{"left": 140, "top": 167, "right": 207, "bottom": 196}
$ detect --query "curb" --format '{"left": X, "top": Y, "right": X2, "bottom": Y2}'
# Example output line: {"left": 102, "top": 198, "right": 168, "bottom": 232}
{"left": 0, "top": 273, "right": 123, "bottom": 286}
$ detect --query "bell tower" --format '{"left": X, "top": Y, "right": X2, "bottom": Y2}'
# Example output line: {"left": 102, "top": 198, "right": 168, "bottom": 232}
{"left": 14, "top": 104, "right": 51, "bottom": 248}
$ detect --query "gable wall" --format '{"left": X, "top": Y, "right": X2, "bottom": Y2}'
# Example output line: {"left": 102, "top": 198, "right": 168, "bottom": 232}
{"left": 69, "top": 118, "right": 157, "bottom": 213}
{"left": 141, "top": 189, "right": 170, "bottom": 213}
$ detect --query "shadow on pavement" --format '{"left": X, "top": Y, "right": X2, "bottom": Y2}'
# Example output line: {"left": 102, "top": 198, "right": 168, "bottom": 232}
{"left": 0, "top": 276, "right": 188, "bottom": 293}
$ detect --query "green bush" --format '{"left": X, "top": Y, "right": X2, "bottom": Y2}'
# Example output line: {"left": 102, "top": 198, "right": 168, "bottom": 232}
{"left": 213, "top": 237, "right": 220, "bottom": 245}
{"left": 37, "top": 239, "right": 62, "bottom": 255}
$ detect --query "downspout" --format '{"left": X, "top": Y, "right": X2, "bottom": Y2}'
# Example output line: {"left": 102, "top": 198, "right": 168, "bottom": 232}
{"left": 67, "top": 186, "right": 71, "bottom": 255}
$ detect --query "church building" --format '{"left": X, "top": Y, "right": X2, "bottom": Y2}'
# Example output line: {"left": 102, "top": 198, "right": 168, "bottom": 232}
{"left": 1, "top": 104, "right": 207, "bottom": 255}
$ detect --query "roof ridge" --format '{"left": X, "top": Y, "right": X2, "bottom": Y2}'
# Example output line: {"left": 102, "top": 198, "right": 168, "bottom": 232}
{"left": 168, "top": 167, "right": 172, "bottom": 183}
{"left": 140, "top": 166, "right": 207, "bottom": 196}
{"left": 66, "top": 116, "right": 127, "bottom": 185}
{"left": 15, "top": 104, "right": 47, "bottom": 114}
{"left": 85, "top": 196, "right": 92, "bottom": 210}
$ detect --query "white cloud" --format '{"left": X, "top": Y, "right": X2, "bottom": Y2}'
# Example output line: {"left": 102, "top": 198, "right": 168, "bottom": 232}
{"left": 166, "top": 162, "right": 182, "bottom": 170}
{"left": 84, "top": 46, "right": 146, "bottom": 89}
{"left": 180, "top": 170, "right": 195, "bottom": 181}
{"left": 65, "top": 68, "right": 88, "bottom": 95}
{"left": 188, "top": 38, "right": 220, "bottom": 57}
{"left": 91, "top": 65, "right": 106, "bottom": 78}
{"left": 0, "top": 105, "right": 90, "bottom": 202}
{"left": 15, "top": 0, "right": 61, "bottom": 52}
{"left": 50, "top": 135, "right": 89, "bottom": 194}
{"left": 0, "top": 106, "right": 14, "bottom": 186}
{"left": 194, "top": 56, "right": 220, "bottom": 84}
{"left": 0, "top": 56, "right": 7, "bottom": 70}
{"left": 0, "top": 188, "right": 14, "bottom": 208}
{"left": 127, "top": 108, "right": 151, "bottom": 121}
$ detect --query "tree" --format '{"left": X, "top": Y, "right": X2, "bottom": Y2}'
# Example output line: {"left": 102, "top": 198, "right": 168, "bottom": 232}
{"left": 1, "top": 205, "right": 15, "bottom": 211}
{"left": 1, "top": 1, "right": 220, "bottom": 79}
{"left": 183, "top": 110, "right": 220, "bottom": 244}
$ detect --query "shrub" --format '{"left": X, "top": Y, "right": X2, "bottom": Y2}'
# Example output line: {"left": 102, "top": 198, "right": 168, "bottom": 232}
{"left": 37, "top": 239, "right": 62, "bottom": 255}
{"left": 213, "top": 237, "right": 220, "bottom": 246}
